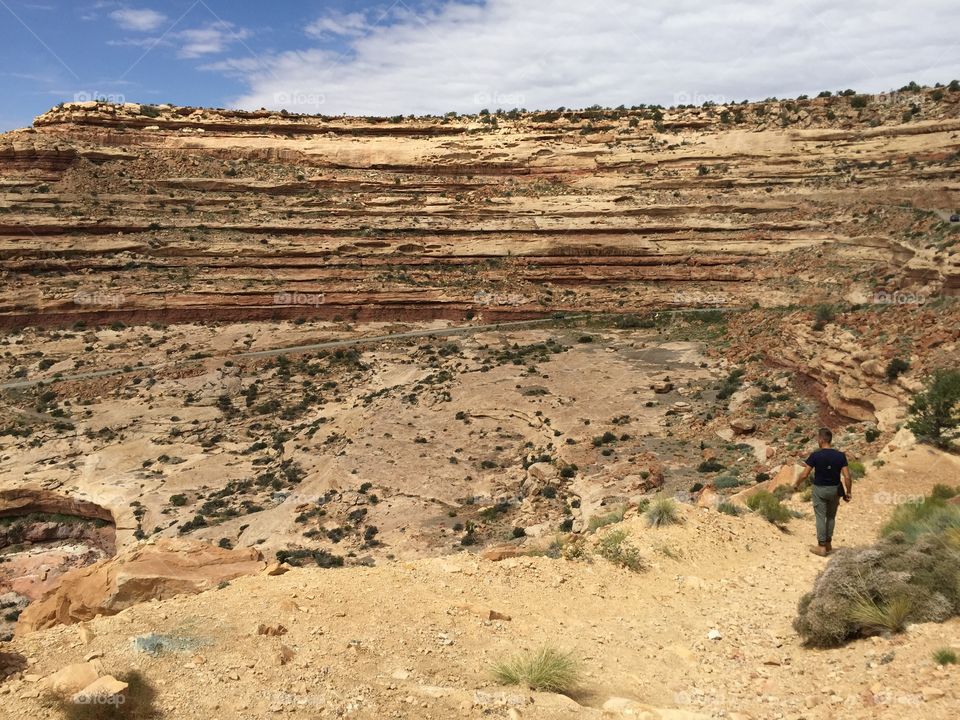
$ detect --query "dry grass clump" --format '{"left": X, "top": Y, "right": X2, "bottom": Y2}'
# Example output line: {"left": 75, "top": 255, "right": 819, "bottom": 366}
{"left": 594, "top": 529, "right": 646, "bottom": 572}
{"left": 491, "top": 646, "right": 582, "bottom": 694}
{"left": 644, "top": 497, "right": 681, "bottom": 528}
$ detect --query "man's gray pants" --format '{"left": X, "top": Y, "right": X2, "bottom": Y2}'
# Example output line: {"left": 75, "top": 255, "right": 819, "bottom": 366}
{"left": 812, "top": 484, "right": 840, "bottom": 545}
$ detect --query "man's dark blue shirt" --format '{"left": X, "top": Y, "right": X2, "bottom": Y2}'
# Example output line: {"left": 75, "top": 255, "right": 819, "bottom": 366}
{"left": 805, "top": 448, "right": 848, "bottom": 486}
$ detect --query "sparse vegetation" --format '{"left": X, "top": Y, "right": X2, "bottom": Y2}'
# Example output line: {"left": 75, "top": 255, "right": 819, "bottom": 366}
{"left": 594, "top": 528, "right": 645, "bottom": 572}
{"left": 491, "top": 646, "right": 581, "bottom": 694}
{"left": 644, "top": 497, "right": 680, "bottom": 528}
{"left": 906, "top": 369, "right": 960, "bottom": 450}
{"left": 933, "top": 647, "right": 958, "bottom": 665}
{"left": 746, "top": 491, "right": 792, "bottom": 526}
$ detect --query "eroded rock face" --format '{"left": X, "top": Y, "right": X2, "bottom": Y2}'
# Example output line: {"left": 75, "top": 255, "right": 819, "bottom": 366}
{"left": 15, "top": 538, "right": 266, "bottom": 634}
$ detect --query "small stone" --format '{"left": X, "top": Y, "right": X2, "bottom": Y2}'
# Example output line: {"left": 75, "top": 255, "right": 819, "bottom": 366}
{"left": 707, "top": 629, "right": 722, "bottom": 641}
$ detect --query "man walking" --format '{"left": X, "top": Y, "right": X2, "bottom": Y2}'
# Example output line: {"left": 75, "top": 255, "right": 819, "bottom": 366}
{"left": 793, "top": 428, "right": 852, "bottom": 556}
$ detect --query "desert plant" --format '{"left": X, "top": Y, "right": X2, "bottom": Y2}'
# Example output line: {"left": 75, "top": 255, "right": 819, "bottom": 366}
{"left": 491, "top": 646, "right": 581, "bottom": 693}
{"left": 847, "top": 593, "right": 913, "bottom": 633}
{"left": 746, "top": 491, "right": 792, "bottom": 526}
{"left": 812, "top": 304, "right": 835, "bottom": 331}
{"left": 885, "top": 358, "right": 910, "bottom": 381}
{"left": 848, "top": 461, "right": 866, "bottom": 479}
{"left": 906, "top": 369, "right": 960, "bottom": 450}
{"left": 714, "top": 476, "right": 741, "bottom": 489}
{"left": 794, "top": 533, "right": 960, "bottom": 647}
{"left": 933, "top": 647, "right": 958, "bottom": 665}
{"left": 718, "top": 502, "right": 742, "bottom": 517}
{"left": 881, "top": 496, "right": 960, "bottom": 541}
{"left": 587, "top": 506, "right": 625, "bottom": 532}
{"left": 931, "top": 484, "right": 959, "bottom": 500}
{"left": 594, "top": 529, "right": 645, "bottom": 572}
{"left": 644, "top": 497, "right": 680, "bottom": 528}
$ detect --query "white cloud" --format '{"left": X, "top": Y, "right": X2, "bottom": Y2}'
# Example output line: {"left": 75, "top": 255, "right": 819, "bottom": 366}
{"left": 177, "top": 22, "right": 251, "bottom": 59}
{"left": 229, "top": 0, "right": 960, "bottom": 116}
{"left": 305, "top": 11, "right": 373, "bottom": 39}
{"left": 109, "top": 7, "right": 167, "bottom": 32}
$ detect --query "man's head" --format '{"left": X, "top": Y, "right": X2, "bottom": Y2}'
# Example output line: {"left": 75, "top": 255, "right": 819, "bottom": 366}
{"left": 818, "top": 427, "right": 833, "bottom": 447}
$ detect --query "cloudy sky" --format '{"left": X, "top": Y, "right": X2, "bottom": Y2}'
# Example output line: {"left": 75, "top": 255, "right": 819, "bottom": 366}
{"left": 1, "top": 0, "right": 959, "bottom": 130}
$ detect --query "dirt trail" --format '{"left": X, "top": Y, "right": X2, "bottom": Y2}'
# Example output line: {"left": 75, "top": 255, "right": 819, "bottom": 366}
{"left": 2, "top": 442, "right": 957, "bottom": 720}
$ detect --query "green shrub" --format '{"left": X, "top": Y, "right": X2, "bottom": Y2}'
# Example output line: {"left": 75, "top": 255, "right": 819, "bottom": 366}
{"left": 881, "top": 496, "right": 960, "bottom": 541}
{"left": 587, "top": 506, "right": 625, "bottom": 532}
{"left": 746, "top": 491, "right": 792, "bottom": 526}
{"left": 644, "top": 497, "right": 681, "bottom": 528}
{"left": 714, "top": 476, "right": 741, "bottom": 489}
{"left": 169, "top": 494, "right": 187, "bottom": 507}
{"left": 594, "top": 529, "right": 645, "bottom": 572}
{"left": 812, "top": 304, "right": 835, "bottom": 331}
{"left": 697, "top": 459, "right": 725, "bottom": 473}
{"left": 865, "top": 428, "right": 881, "bottom": 443}
{"left": 718, "top": 502, "right": 742, "bottom": 517}
{"left": 906, "top": 369, "right": 960, "bottom": 450}
{"left": 794, "top": 533, "right": 960, "bottom": 647}
{"left": 491, "top": 646, "right": 581, "bottom": 693}
{"left": 885, "top": 358, "right": 910, "bottom": 381}
{"left": 931, "top": 484, "right": 959, "bottom": 500}
{"left": 933, "top": 647, "right": 958, "bottom": 665}
{"left": 848, "top": 461, "right": 866, "bottom": 479}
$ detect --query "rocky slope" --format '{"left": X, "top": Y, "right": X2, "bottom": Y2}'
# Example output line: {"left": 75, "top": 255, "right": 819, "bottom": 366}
{"left": 1, "top": 88, "right": 958, "bottom": 328}
{"left": 1, "top": 441, "right": 958, "bottom": 719}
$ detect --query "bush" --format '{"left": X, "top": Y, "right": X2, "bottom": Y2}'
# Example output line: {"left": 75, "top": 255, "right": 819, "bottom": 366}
{"left": 885, "top": 358, "right": 910, "bottom": 381}
{"left": 746, "top": 491, "right": 792, "bottom": 526}
{"left": 587, "top": 506, "right": 625, "bottom": 532}
{"left": 594, "top": 529, "right": 645, "bottom": 572}
{"left": 718, "top": 502, "right": 742, "bottom": 517}
{"left": 714, "top": 476, "right": 741, "bottom": 489}
{"left": 865, "top": 428, "right": 881, "bottom": 443}
{"left": 697, "top": 459, "right": 725, "bottom": 473}
{"left": 812, "top": 304, "right": 835, "bottom": 331}
{"left": 881, "top": 496, "right": 960, "bottom": 541}
{"left": 169, "top": 494, "right": 187, "bottom": 507}
{"left": 931, "top": 484, "right": 959, "bottom": 500}
{"left": 933, "top": 647, "right": 958, "bottom": 665}
{"left": 491, "top": 646, "right": 581, "bottom": 694}
{"left": 906, "top": 369, "right": 960, "bottom": 450}
{"left": 850, "top": 95, "right": 869, "bottom": 109}
{"left": 644, "top": 497, "right": 681, "bottom": 528}
{"left": 848, "top": 461, "right": 866, "bottom": 479}
{"left": 794, "top": 533, "right": 960, "bottom": 647}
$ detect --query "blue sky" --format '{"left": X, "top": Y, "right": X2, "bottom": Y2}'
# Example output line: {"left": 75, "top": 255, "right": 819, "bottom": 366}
{"left": 2, "top": 0, "right": 959, "bottom": 131}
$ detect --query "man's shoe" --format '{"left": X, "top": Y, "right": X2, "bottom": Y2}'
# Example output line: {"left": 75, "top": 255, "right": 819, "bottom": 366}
{"left": 825, "top": 542, "right": 833, "bottom": 554}
{"left": 810, "top": 545, "right": 828, "bottom": 557}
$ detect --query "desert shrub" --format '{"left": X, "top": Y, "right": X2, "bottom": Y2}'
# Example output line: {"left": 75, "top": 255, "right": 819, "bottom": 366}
{"left": 865, "top": 428, "right": 881, "bottom": 443}
{"left": 714, "top": 476, "right": 741, "bottom": 489}
{"left": 906, "top": 369, "right": 960, "bottom": 450}
{"left": 881, "top": 496, "right": 960, "bottom": 541}
{"left": 718, "top": 502, "right": 742, "bottom": 517}
{"left": 697, "top": 459, "right": 725, "bottom": 473}
{"left": 850, "top": 95, "right": 869, "bottom": 109}
{"left": 491, "top": 646, "right": 581, "bottom": 693}
{"left": 848, "top": 461, "right": 866, "bottom": 479}
{"left": 812, "top": 304, "right": 835, "bottom": 331}
{"left": 644, "top": 497, "right": 680, "bottom": 528}
{"left": 746, "top": 491, "right": 791, "bottom": 526}
{"left": 594, "top": 529, "right": 645, "bottom": 572}
{"left": 794, "top": 533, "right": 960, "bottom": 647}
{"left": 933, "top": 648, "right": 958, "bottom": 665}
{"left": 716, "top": 368, "right": 744, "bottom": 400}
{"left": 587, "top": 506, "right": 625, "bottom": 532}
{"left": 52, "top": 670, "right": 159, "bottom": 719}
{"left": 885, "top": 358, "right": 910, "bottom": 381}
{"left": 931, "top": 484, "right": 959, "bottom": 500}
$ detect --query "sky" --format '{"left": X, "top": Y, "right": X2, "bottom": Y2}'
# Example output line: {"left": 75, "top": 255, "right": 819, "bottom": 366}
{"left": 1, "top": 0, "right": 959, "bottom": 131}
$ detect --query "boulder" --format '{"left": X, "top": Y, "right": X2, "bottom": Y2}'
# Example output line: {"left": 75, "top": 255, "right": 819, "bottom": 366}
{"left": 730, "top": 464, "right": 800, "bottom": 504}
{"left": 47, "top": 662, "right": 99, "bottom": 696}
{"left": 16, "top": 538, "right": 265, "bottom": 634}
{"left": 526, "top": 462, "right": 558, "bottom": 482}
{"left": 481, "top": 544, "right": 522, "bottom": 562}
{"left": 729, "top": 418, "right": 757, "bottom": 435}
{"left": 72, "top": 675, "right": 127, "bottom": 705}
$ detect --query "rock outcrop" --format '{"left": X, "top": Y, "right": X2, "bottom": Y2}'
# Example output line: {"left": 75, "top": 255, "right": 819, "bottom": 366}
{"left": 15, "top": 538, "right": 266, "bottom": 634}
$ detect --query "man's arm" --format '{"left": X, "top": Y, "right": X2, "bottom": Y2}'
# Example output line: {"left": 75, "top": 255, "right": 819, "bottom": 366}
{"left": 841, "top": 466, "right": 852, "bottom": 501}
{"left": 794, "top": 464, "right": 812, "bottom": 491}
